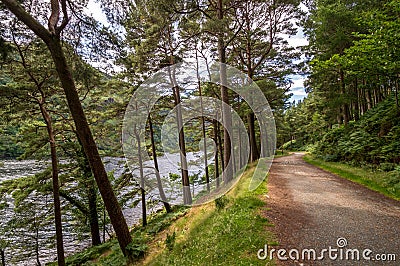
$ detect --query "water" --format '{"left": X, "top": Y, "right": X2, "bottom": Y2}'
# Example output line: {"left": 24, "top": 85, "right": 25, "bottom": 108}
{"left": 0, "top": 152, "right": 209, "bottom": 265}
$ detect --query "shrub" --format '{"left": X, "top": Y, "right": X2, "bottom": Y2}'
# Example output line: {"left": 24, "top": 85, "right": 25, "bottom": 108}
{"left": 126, "top": 239, "right": 148, "bottom": 259}
{"left": 380, "top": 163, "right": 396, "bottom": 172}
{"left": 165, "top": 231, "right": 176, "bottom": 251}
{"left": 215, "top": 195, "right": 229, "bottom": 210}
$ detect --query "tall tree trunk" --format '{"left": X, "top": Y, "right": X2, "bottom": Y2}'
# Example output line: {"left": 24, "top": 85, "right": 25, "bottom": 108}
{"left": 77, "top": 144, "right": 101, "bottom": 246}
{"left": 87, "top": 178, "right": 101, "bottom": 245}
{"left": 39, "top": 102, "right": 65, "bottom": 266}
{"left": 354, "top": 79, "right": 360, "bottom": 121}
{"left": 366, "top": 86, "right": 373, "bottom": 110}
{"left": 0, "top": 0, "right": 133, "bottom": 255}
{"left": 148, "top": 115, "right": 172, "bottom": 213}
{"left": 0, "top": 248, "right": 5, "bottom": 266}
{"left": 165, "top": 35, "right": 192, "bottom": 204}
{"left": 217, "top": 122, "right": 225, "bottom": 174}
{"left": 217, "top": 0, "right": 233, "bottom": 183}
{"left": 340, "top": 69, "right": 350, "bottom": 125}
{"left": 171, "top": 84, "right": 192, "bottom": 205}
{"left": 213, "top": 120, "right": 220, "bottom": 188}
{"left": 35, "top": 226, "right": 41, "bottom": 266}
{"left": 238, "top": 123, "right": 243, "bottom": 169}
{"left": 133, "top": 123, "right": 147, "bottom": 227}
{"left": 247, "top": 113, "right": 259, "bottom": 162}
{"left": 46, "top": 39, "right": 132, "bottom": 255}
{"left": 396, "top": 77, "right": 399, "bottom": 108}
{"left": 195, "top": 50, "right": 210, "bottom": 192}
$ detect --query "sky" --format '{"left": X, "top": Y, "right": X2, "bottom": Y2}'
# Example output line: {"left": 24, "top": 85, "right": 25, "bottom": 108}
{"left": 286, "top": 27, "right": 309, "bottom": 103}
{"left": 85, "top": 0, "right": 309, "bottom": 103}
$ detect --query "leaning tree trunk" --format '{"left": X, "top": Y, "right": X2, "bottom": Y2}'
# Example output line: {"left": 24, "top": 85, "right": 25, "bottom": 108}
{"left": 46, "top": 38, "right": 132, "bottom": 256}
{"left": 1, "top": 0, "right": 133, "bottom": 256}
{"left": 39, "top": 102, "right": 65, "bottom": 266}
{"left": 149, "top": 115, "right": 172, "bottom": 213}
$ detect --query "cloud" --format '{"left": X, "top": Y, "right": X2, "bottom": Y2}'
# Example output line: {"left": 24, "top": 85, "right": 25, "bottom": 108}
{"left": 288, "top": 75, "right": 307, "bottom": 102}
{"left": 286, "top": 27, "right": 309, "bottom": 48}
{"left": 291, "top": 87, "right": 307, "bottom": 96}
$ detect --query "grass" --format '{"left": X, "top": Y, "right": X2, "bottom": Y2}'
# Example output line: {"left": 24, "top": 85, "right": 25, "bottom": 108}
{"left": 55, "top": 162, "right": 276, "bottom": 265}
{"left": 143, "top": 162, "right": 276, "bottom": 266}
{"left": 49, "top": 206, "right": 189, "bottom": 266}
{"left": 304, "top": 154, "right": 400, "bottom": 201}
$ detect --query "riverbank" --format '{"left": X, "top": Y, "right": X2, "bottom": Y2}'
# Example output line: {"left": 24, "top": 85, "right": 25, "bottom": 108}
{"left": 57, "top": 162, "right": 276, "bottom": 265}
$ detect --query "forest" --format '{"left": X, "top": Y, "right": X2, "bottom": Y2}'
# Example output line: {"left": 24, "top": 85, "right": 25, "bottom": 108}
{"left": 0, "top": 0, "right": 399, "bottom": 265}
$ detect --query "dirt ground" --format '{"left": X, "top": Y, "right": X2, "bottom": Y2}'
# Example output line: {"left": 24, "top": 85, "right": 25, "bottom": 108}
{"left": 265, "top": 153, "right": 400, "bottom": 266}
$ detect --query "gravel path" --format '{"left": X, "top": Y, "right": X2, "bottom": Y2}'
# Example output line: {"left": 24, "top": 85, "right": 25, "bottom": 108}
{"left": 265, "top": 153, "right": 400, "bottom": 266}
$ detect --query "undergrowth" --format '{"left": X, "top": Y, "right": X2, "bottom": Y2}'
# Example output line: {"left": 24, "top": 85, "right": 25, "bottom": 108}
{"left": 144, "top": 163, "right": 276, "bottom": 266}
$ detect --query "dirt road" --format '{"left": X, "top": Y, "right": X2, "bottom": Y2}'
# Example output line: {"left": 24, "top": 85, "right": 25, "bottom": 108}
{"left": 266, "top": 153, "right": 400, "bottom": 266}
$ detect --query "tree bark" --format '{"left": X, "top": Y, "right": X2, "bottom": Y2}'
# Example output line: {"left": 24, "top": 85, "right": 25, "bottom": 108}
{"left": 171, "top": 84, "right": 192, "bottom": 205}
{"left": 1, "top": 0, "right": 133, "bottom": 256}
{"left": 39, "top": 102, "right": 65, "bottom": 266}
{"left": 149, "top": 116, "right": 172, "bottom": 213}
{"left": 0, "top": 248, "right": 5, "bottom": 266}
{"left": 396, "top": 77, "right": 399, "bottom": 108}
{"left": 354, "top": 79, "right": 360, "bottom": 121}
{"left": 133, "top": 123, "right": 147, "bottom": 227}
{"left": 247, "top": 113, "right": 259, "bottom": 162}
{"left": 217, "top": 0, "right": 233, "bottom": 183}
{"left": 213, "top": 120, "right": 220, "bottom": 188}
{"left": 35, "top": 226, "right": 41, "bottom": 266}
{"left": 87, "top": 178, "right": 101, "bottom": 245}
{"left": 47, "top": 38, "right": 132, "bottom": 256}
{"left": 76, "top": 143, "right": 101, "bottom": 246}
{"left": 195, "top": 50, "right": 210, "bottom": 191}
{"left": 339, "top": 69, "right": 350, "bottom": 125}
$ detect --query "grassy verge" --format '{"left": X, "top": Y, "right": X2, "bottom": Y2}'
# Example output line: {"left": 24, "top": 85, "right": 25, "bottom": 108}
{"left": 48, "top": 207, "right": 189, "bottom": 266}
{"left": 55, "top": 163, "right": 276, "bottom": 265}
{"left": 304, "top": 155, "right": 400, "bottom": 201}
{"left": 143, "top": 163, "right": 276, "bottom": 266}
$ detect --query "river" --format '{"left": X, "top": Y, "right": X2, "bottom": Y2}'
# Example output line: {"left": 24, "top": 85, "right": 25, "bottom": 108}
{"left": 0, "top": 152, "right": 208, "bottom": 265}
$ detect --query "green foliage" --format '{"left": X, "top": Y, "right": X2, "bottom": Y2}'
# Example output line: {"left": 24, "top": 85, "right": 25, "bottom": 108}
{"left": 126, "top": 239, "right": 148, "bottom": 259}
{"left": 56, "top": 206, "right": 189, "bottom": 265}
{"left": 214, "top": 195, "right": 229, "bottom": 211}
{"left": 380, "top": 163, "right": 396, "bottom": 172}
{"left": 164, "top": 231, "right": 176, "bottom": 251}
{"left": 147, "top": 164, "right": 275, "bottom": 266}
{"left": 47, "top": 241, "right": 115, "bottom": 266}
{"left": 313, "top": 97, "right": 400, "bottom": 165}
{"left": 0, "top": 125, "right": 24, "bottom": 159}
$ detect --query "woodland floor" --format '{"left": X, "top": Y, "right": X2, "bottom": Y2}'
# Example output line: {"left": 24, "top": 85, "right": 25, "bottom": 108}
{"left": 266, "top": 153, "right": 400, "bottom": 266}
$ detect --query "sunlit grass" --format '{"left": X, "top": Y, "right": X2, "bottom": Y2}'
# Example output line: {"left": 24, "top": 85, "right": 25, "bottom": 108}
{"left": 58, "top": 163, "right": 276, "bottom": 265}
{"left": 143, "top": 163, "right": 276, "bottom": 266}
{"left": 304, "top": 155, "right": 400, "bottom": 201}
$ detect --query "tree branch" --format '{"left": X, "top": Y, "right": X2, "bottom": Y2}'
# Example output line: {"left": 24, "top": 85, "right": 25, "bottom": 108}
{"left": 1, "top": 0, "right": 51, "bottom": 42}
{"left": 48, "top": 0, "right": 60, "bottom": 35}
{"left": 56, "top": 0, "right": 69, "bottom": 35}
